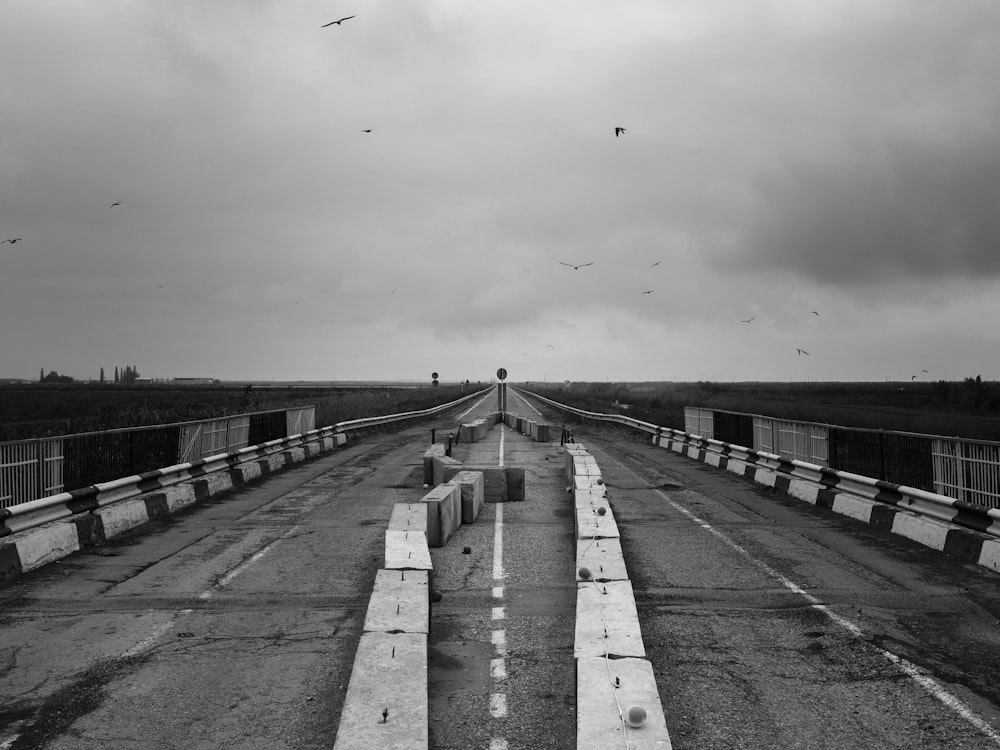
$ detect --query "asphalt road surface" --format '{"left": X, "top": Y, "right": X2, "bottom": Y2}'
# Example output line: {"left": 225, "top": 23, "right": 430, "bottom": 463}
{"left": 2, "top": 386, "right": 1000, "bottom": 750}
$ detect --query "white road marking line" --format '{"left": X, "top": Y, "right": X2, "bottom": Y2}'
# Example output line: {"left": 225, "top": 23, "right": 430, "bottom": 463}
{"left": 492, "top": 606, "right": 505, "bottom": 620}
{"left": 498, "top": 424, "right": 505, "bottom": 467}
{"left": 489, "top": 739, "right": 509, "bottom": 750}
{"left": 493, "top": 503, "right": 505, "bottom": 581}
{"left": 198, "top": 526, "right": 298, "bottom": 600}
{"left": 492, "top": 629, "right": 507, "bottom": 657}
{"left": 516, "top": 391, "right": 542, "bottom": 416}
{"left": 489, "top": 692, "right": 508, "bottom": 718}
{"left": 654, "top": 484, "right": 1000, "bottom": 746}
{"left": 121, "top": 619, "right": 176, "bottom": 659}
{"left": 492, "top": 585, "right": 504, "bottom": 599}
{"left": 456, "top": 389, "right": 496, "bottom": 420}
{"left": 491, "top": 657, "right": 508, "bottom": 680}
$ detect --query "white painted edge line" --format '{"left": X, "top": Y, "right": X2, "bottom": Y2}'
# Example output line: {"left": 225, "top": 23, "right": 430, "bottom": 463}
{"left": 644, "top": 478, "right": 1000, "bottom": 746}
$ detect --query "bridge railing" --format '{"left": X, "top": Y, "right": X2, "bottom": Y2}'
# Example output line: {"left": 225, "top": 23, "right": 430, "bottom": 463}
{"left": 683, "top": 406, "right": 1000, "bottom": 509}
{"left": 518, "top": 388, "right": 1000, "bottom": 537}
{"left": 0, "top": 407, "right": 315, "bottom": 510}
{"left": 0, "top": 388, "right": 491, "bottom": 538}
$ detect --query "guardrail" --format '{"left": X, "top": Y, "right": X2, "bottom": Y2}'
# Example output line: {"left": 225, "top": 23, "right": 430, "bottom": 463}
{"left": 518, "top": 388, "right": 1000, "bottom": 540}
{"left": 0, "top": 406, "right": 316, "bottom": 509}
{"left": 0, "top": 388, "right": 492, "bottom": 540}
{"left": 684, "top": 406, "right": 1000, "bottom": 509}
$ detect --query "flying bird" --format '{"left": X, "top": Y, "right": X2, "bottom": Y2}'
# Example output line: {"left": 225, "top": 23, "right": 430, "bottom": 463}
{"left": 614, "top": 127, "right": 626, "bottom": 137}
{"left": 797, "top": 348, "right": 810, "bottom": 356}
{"left": 559, "top": 262, "right": 593, "bottom": 270}
{"left": 322, "top": 16, "right": 355, "bottom": 26}
{"left": 641, "top": 290, "right": 654, "bottom": 294}
{"left": 361, "top": 129, "right": 372, "bottom": 133}
{"left": 2, "top": 238, "right": 22, "bottom": 244}
{"left": 741, "top": 317, "right": 754, "bottom": 323}
{"left": 811, "top": 310, "right": 820, "bottom": 316}
{"left": 651, "top": 261, "right": 661, "bottom": 267}
{"left": 921, "top": 369, "right": 928, "bottom": 373}
{"left": 111, "top": 201, "right": 122, "bottom": 207}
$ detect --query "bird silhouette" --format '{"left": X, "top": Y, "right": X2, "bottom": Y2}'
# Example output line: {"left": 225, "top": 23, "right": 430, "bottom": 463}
{"left": 797, "top": 348, "right": 810, "bottom": 356}
{"left": 614, "top": 127, "right": 626, "bottom": 137}
{"left": 651, "top": 261, "right": 661, "bottom": 267}
{"left": 2, "top": 238, "right": 22, "bottom": 244}
{"left": 641, "top": 290, "right": 654, "bottom": 294}
{"left": 559, "top": 262, "right": 593, "bottom": 270}
{"left": 811, "top": 310, "right": 820, "bottom": 316}
{"left": 361, "top": 129, "right": 372, "bottom": 133}
{"left": 921, "top": 369, "right": 928, "bottom": 373}
{"left": 111, "top": 201, "right": 122, "bottom": 207}
{"left": 322, "top": 16, "right": 355, "bottom": 26}
{"left": 741, "top": 317, "right": 754, "bottom": 323}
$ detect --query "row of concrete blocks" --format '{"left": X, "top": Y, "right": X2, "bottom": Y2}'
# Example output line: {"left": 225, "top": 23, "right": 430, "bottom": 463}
{"left": 423, "top": 443, "right": 525, "bottom": 504}
{"left": 567, "top": 444, "right": 673, "bottom": 750}
{"left": 0, "top": 436, "right": 347, "bottom": 583}
{"left": 653, "top": 433, "right": 1000, "bottom": 576}
{"left": 457, "top": 411, "right": 503, "bottom": 443}
{"left": 503, "top": 412, "right": 552, "bottom": 442}
{"left": 333, "top": 468, "right": 494, "bottom": 749}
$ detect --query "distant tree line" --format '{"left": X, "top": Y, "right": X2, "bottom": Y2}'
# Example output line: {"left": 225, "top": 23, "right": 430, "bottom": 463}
{"left": 38, "top": 365, "right": 141, "bottom": 384}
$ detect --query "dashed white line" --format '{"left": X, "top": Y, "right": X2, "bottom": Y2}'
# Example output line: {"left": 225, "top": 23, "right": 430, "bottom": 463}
{"left": 492, "top": 606, "right": 505, "bottom": 620}
{"left": 489, "top": 692, "right": 508, "bottom": 718}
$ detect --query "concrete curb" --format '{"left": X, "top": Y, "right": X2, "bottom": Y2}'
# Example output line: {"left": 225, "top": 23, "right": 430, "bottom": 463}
{"left": 570, "top": 443, "right": 673, "bottom": 749}
{"left": 652, "top": 433, "right": 1000, "bottom": 576}
{"left": 0, "top": 435, "right": 349, "bottom": 583}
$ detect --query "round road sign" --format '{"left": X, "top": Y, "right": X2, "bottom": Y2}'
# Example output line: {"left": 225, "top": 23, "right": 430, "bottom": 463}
{"left": 497, "top": 368, "right": 507, "bottom": 381}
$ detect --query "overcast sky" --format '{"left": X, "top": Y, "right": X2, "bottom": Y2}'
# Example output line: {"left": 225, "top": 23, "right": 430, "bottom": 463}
{"left": 3, "top": 1, "right": 999, "bottom": 384}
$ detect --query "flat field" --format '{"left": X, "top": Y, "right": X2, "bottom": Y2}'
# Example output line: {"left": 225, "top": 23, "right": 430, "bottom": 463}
{"left": 0, "top": 382, "right": 477, "bottom": 442}
{"left": 523, "top": 380, "right": 1000, "bottom": 442}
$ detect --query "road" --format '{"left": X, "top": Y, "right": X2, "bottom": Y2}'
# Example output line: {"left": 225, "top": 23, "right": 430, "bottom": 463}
{"left": 2, "top": 386, "right": 1000, "bottom": 749}
{"left": 523, "top": 390, "right": 1000, "bottom": 750}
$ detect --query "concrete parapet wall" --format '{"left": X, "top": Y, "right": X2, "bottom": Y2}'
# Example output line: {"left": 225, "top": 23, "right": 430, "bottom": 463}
{"left": 0, "top": 430, "right": 351, "bottom": 583}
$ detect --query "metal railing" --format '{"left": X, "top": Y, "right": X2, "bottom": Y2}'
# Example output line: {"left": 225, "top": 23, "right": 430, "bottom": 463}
{"left": 0, "top": 407, "right": 314, "bottom": 509}
{"left": 0, "top": 388, "right": 492, "bottom": 538}
{"left": 517, "top": 388, "right": 1000, "bottom": 536}
{"left": 684, "top": 406, "right": 1000, "bottom": 509}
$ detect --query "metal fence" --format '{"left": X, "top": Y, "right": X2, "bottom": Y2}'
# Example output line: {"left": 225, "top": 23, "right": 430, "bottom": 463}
{"left": 0, "top": 406, "right": 314, "bottom": 509}
{"left": 684, "top": 406, "right": 1000, "bottom": 508}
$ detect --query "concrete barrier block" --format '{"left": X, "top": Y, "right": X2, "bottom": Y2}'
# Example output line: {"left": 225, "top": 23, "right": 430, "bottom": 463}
{"left": 161, "top": 483, "right": 199, "bottom": 512}
{"left": 575, "top": 489, "right": 609, "bottom": 511}
{"left": 12, "top": 522, "right": 81, "bottom": 573}
{"left": 450, "top": 471, "right": 485, "bottom": 523}
{"left": 786, "top": 479, "right": 820, "bottom": 505}
{"left": 891, "top": 511, "right": 950, "bottom": 551}
{"left": 388, "top": 503, "right": 428, "bottom": 535}
{"left": 505, "top": 467, "right": 525, "bottom": 501}
{"left": 332, "top": 631, "right": 428, "bottom": 750}
{"left": 448, "top": 466, "right": 508, "bottom": 503}
{"left": 577, "top": 538, "right": 628, "bottom": 582}
{"left": 575, "top": 580, "right": 645, "bottom": 658}
{"left": 364, "top": 569, "right": 430, "bottom": 634}
{"left": 384, "top": 530, "right": 433, "bottom": 574}
{"left": 576, "top": 657, "right": 671, "bottom": 750}
{"left": 423, "top": 444, "right": 445, "bottom": 485}
{"left": 576, "top": 506, "right": 619, "bottom": 540}
{"left": 830, "top": 493, "right": 876, "bottom": 523}
{"left": 420, "top": 484, "right": 461, "bottom": 547}
{"left": 94, "top": 498, "right": 151, "bottom": 539}
{"left": 574, "top": 476, "right": 605, "bottom": 492}
{"left": 536, "top": 424, "right": 551, "bottom": 442}
{"left": 979, "top": 539, "right": 1000, "bottom": 574}
{"left": 432, "top": 455, "right": 463, "bottom": 486}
